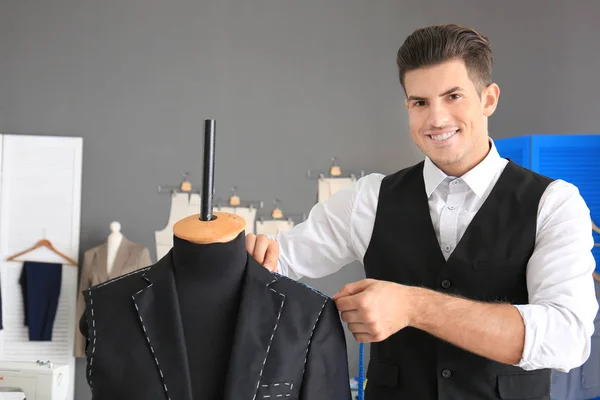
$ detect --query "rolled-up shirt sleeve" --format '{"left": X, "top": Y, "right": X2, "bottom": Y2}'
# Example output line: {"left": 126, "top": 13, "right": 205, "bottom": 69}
{"left": 513, "top": 179, "right": 598, "bottom": 372}
{"left": 274, "top": 174, "right": 384, "bottom": 281}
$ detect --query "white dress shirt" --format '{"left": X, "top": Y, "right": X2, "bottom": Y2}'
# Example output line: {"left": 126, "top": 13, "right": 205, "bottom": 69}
{"left": 275, "top": 139, "right": 598, "bottom": 373}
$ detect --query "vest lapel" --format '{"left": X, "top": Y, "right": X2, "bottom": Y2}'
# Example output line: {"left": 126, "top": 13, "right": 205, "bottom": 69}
{"left": 411, "top": 163, "right": 448, "bottom": 267}
{"left": 411, "top": 161, "right": 522, "bottom": 267}
{"left": 223, "top": 257, "right": 285, "bottom": 400}
{"left": 445, "top": 161, "right": 522, "bottom": 266}
{"left": 132, "top": 251, "right": 193, "bottom": 400}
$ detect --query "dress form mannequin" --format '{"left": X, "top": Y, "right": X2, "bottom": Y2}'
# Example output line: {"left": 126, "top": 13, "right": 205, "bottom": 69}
{"left": 106, "top": 221, "right": 123, "bottom": 276}
{"left": 78, "top": 119, "right": 353, "bottom": 400}
{"left": 171, "top": 119, "right": 247, "bottom": 399}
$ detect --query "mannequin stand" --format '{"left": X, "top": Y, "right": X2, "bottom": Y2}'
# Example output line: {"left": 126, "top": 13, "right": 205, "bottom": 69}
{"left": 173, "top": 119, "right": 246, "bottom": 244}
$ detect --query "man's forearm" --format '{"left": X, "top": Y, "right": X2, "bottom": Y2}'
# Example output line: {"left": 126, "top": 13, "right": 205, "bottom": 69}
{"left": 408, "top": 286, "right": 525, "bottom": 365}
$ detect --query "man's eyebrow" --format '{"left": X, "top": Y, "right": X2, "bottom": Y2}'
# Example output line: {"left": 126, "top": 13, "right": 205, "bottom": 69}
{"left": 407, "top": 86, "right": 465, "bottom": 102}
{"left": 440, "top": 86, "right": 465, "bottom": 96}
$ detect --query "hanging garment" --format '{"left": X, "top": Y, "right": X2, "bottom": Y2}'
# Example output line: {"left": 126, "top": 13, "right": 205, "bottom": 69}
{"left": 74, "top": 236, "right": 152, "bottom": 357}
{"left": 18, "top": 261, "right": 62, "bottom": 341}
{"left": 550, "top": 278, "right": 600, "bottom": 400}
{"left": 79, "top": 249, "right": 352, "bottom": 400}
{"left": 317, "top": 177, "right": 356, "bottom": 203}
{"left": 362, "top": 160, "right": 554, "bottom": 399}
{"left": 255, "top": 219, "right": 295, "bottom": 236}
{"left": 213, "top": 205, "right": 257, "bottom": 234}
{"left": 155, "top": 192, "right": 202, "bottom": 261}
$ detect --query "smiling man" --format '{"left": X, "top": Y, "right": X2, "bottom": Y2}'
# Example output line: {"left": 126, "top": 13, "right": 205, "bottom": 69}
{"left": 246, "top": 24, "right": 598, "bottom": 399}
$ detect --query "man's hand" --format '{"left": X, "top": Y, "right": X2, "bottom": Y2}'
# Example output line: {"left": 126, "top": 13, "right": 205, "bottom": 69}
{"left": 245, "top": 233, "right": 279, "bottom": 272}
{"left": 333, "top": 279, "right": 414, "bottom": 343}
{"left": 335, "top": 278, "right": 527, "bottom": 365}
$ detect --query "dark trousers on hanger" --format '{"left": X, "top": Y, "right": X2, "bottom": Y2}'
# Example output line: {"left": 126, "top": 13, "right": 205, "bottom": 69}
{"left": 19, "top": 261, "right": 62, "bottom": 341}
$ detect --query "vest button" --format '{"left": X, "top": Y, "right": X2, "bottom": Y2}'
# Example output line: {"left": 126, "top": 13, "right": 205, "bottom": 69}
{"left": 441, "top": 369, "right": 452, "bottom": 379}
{"left": 441, "top": 279, "right": 451, "bottom": 289}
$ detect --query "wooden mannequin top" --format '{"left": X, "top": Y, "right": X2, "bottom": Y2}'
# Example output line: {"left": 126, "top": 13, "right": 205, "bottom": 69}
{"left": 172, "top": 119, "right": 246, "bottom": 244}
{"left": 173, "top": 211, "right": 246, "bottom": 244}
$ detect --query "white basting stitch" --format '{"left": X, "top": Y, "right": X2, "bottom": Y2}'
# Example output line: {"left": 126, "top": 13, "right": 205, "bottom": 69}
{"left": 262, "top": 382, "right": 292, "bottom": 388}
{"left": 271, "top": 272, "right": 328, "bottom": 299}
{"left": 94, "top": 266, "right": 151, "bottom": 288}
{"left": 87, "top": 289, "right": 96, "bottom": 391}
{"left": 259, "top": 382, "right": 293, "bottom": 399}
{"left": 253, "top": 288, "right": 285, "bottom": 400}
{"left": 302, "top": 299, "right": 327, "bottom": 376}
{"left": 133, "top": 293, "right": 172, "bottom": 400}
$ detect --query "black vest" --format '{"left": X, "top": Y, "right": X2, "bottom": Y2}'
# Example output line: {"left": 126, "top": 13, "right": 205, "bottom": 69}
{"left": 363, "top": 160, "right": 553, "bottom": 400}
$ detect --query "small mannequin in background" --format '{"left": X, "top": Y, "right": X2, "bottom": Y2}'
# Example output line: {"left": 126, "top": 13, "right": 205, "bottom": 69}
{"left": 106, "top": 221, "right": 123, "bottom": 276}
{"left": 74, "top": 222, "right": 152, "bottom": 357}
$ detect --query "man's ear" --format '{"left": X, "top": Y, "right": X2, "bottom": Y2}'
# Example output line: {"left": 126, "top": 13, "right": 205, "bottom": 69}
{"left": 483, "top": 83, "right": 500, "bottom": 117}
{"left": 404, "top": 98, "right": 409, "bottom": 110}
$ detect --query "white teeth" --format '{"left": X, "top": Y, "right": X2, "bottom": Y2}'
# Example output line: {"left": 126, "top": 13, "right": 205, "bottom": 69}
{"left": 431, "top": 130, "right": 457, "bottom": 141}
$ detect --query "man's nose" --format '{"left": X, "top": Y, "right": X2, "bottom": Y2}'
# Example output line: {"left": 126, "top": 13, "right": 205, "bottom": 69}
{"left": 427, "top": 103, "right": 451, "bottom": 128}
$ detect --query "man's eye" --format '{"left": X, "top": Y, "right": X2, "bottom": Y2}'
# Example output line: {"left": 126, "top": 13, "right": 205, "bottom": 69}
{"left": 415, "top": 101, "right": 425, "bottom": 107}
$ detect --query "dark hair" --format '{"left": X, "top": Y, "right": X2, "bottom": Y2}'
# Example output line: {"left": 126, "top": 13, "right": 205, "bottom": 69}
{"left": 397, "top": 24, "right": 493, "bottom": 94}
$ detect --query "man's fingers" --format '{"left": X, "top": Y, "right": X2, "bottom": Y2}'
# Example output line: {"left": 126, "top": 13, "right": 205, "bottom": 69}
{"left": 263, "top": 241, "right": 279, "bottom": 272}
{"left": 353, "top": 333, "right": 375, "bottom": 343}
{"left": 246, "top": 234, "right": 278, "bottom": 271}
{"left": 251, "top": 235, "right": 271, "bottom": 265}
{"left": 340, "top": 310, "right": 362, "bottom": 324}
{"left": 335, "top": 293, "right": 362, "bottom": 312}
{"left": 347, "top": 322, "right": 369, "bottom": 335}
{"left": 245, "top": 234, "right": 257, "bottom": 254}
{"left": 333, "top": 279, "right": 373, "bottom": 301}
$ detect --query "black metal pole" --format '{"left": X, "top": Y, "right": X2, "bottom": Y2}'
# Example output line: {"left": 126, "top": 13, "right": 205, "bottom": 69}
{"left": 200, "top": 119, "right": 215, "bottom": 221}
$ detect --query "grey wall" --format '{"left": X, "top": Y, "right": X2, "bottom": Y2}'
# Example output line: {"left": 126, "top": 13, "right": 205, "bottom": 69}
{"left": 1, "top": 0, "right": 599, "bottom": 398}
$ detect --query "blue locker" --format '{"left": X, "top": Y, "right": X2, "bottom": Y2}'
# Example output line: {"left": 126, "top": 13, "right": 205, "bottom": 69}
{"left": 496, "top": 134, "right": 600, "bottom": 400}
{"left": 493, "top": 135, "right": 532, "bottom": 168}
{"left": 495, "top": 134, "right": 600, "bottom": 272}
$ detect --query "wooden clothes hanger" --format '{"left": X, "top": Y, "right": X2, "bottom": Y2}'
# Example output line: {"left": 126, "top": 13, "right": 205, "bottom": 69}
{"left": 6, "top": 238, "right": 78, "bottom": 266}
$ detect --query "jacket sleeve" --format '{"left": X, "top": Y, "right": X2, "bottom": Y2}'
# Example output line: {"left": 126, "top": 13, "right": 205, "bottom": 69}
{"left": 300, "top": 298, "right": 353, "bottom": 400}
{"left": 74, "top": 250, "right": 93, "bottom": 357}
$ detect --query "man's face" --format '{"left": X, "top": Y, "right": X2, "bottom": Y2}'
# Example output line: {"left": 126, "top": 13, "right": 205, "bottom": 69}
{"left": 404, "top": 59, "right": 499, "bottom": 176}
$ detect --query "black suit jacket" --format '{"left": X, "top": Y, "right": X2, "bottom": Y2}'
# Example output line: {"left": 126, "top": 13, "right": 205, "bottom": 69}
{"left": 79, "top": 250, "right": 352, "bottom": 400}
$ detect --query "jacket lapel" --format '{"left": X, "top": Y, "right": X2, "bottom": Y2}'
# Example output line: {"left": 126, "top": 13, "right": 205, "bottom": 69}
{"left": 223, "top": 256, "right": 285, "bottom": 400}
{"left": 95, "top": 244, "right": 109, "bottom": 283}
{"left": 132, "top": 251, "right": 193, "bottom": 400}
{"left": 108, "top": 237, "right": 133, "bottom": 279}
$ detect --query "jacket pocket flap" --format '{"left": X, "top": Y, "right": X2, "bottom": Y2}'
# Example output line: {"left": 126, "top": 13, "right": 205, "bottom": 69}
{"left": 366, "top": 359, "right": 398, "bottom": 387}
{"left": 256, "top": 381, "right": 295, "bottom": 398}
{"left": 497, "top": 371, "right": 549, "bottom": 399}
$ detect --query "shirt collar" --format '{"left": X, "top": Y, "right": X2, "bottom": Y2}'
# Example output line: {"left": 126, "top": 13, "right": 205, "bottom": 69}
{"left": 423, "top": 138, "right": 503, "bottom": 198}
